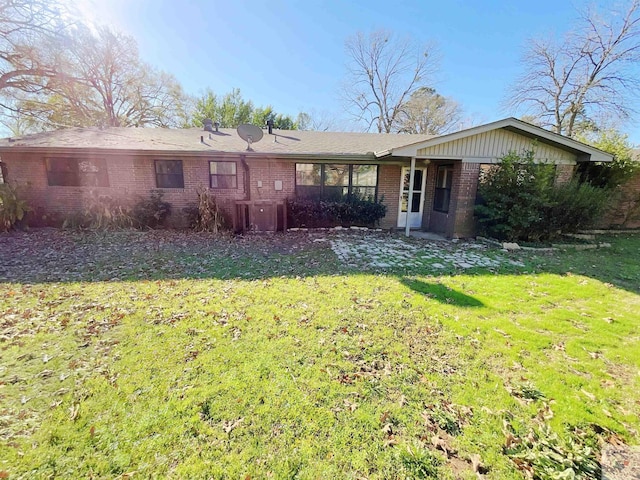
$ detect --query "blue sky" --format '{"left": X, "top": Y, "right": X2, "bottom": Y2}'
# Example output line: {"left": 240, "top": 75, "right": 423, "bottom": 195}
{"left": 76, "top": 0, "right": 639, "bottom": 143}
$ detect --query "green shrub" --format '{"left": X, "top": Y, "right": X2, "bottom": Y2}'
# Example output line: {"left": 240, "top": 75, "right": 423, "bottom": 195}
{"left": 475, "top": 151, "right": 556, "bottom": 241}
{"left": 131, "top": 191, "right": 171, "bottom": 229}
{"left": 184, "top": 189, "right": 228, "bottom": 233}
{"left": 476, "top": 151, "right": 610, "bottom": 242}
{"left": 0, "top": 183, "right": 30, "bottom": 231}
{"left": 287, "top": 195, "right": 387, "bottom": 228}
{"left": 544, "top": 180, "right": 610, "bottom": 234}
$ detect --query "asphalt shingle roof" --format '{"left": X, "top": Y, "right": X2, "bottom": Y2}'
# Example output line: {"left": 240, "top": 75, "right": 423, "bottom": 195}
{"left": 0, "top": 127, "right": 434, "bottom": 157}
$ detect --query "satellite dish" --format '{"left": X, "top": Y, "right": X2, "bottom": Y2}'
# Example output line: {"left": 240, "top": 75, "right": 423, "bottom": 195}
{"left": 237, "top": 124, "right": 264, "bottom": 151}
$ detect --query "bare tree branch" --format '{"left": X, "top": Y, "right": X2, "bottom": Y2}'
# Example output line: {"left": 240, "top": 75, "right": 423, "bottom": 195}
{"left": 343, "top": 30, "right": 439, "bottom": 133}
{"left": 506, "top": 0, "right": 640, "bottom": 137}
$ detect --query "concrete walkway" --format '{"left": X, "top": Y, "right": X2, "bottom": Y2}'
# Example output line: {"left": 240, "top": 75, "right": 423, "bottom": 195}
{"left": 330, "top": 233, "right": 523, "bottom": 271}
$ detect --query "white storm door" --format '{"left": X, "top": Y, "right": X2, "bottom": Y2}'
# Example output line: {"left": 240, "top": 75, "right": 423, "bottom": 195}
{"left": 397, "top": 166, "right": 427, "bottom": 228}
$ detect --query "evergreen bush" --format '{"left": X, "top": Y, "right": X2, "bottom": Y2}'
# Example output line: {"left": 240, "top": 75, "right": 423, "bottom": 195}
{"left": 287, "top": 195, "right": 386, "bottom": 228}
{"left": 476, "top": 151, "right": 610, "bottom": 242}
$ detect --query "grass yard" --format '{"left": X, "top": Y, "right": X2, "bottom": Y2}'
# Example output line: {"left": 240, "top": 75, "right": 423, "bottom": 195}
{"left": 1, "top": 230, "right": 639, "bottom": 479}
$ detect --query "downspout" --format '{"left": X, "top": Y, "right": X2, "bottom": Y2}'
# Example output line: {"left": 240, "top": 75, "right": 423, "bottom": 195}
{"left": 240, "top": 154, "right": 250, "bottom": 201}
{"left": 405, "top": 156, "right": 416, "bottom": 237}
{"left": 238, "top": 154, "right": 250, "bottom": 232}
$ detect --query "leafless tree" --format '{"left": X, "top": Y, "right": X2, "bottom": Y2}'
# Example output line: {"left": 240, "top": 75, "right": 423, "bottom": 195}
{"left": 507, "top": 0, "right": 640, "bottom": 137}
{"left": 343, "top": 30, "right": 439, "bottom": 133}
{"left": 395, "top": 87, "right": 462, "bottom": 135}
{"left": 296, "top": 110, "right": 343, "bottom": 131}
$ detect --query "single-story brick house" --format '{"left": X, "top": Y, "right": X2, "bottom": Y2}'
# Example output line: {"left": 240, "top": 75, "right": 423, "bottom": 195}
{"left": 0, "top": 117, "right": 613, "bottom": 237}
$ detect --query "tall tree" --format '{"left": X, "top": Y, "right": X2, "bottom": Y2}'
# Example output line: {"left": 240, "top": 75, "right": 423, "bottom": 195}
{"left": 343, "top": 29, "right": 439, "bottom": 133}
{"left": 17, "top": 25, "right": 187, "bottom": 129}
{"left": 507, "top": 0, "right": 640, "bottom": 137}
{"left": 395, "top": 87, "right": 462, "bottom": 134}
{"left": 0, "top": 0, "right": 67, "bottom": 95}
{"left": 189, "top": 88, "right": 296, "bottom": 129}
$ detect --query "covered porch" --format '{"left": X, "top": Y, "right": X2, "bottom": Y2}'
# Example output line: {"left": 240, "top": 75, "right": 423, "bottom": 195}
{"left": 382, "top": 117, "right": 613, "bottom": 238}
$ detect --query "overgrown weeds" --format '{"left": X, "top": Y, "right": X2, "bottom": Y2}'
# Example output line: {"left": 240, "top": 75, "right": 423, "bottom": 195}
{"left": 0, "top": 183, "right": 30, "bottom": 231}
{"left": 184, "top": 189, "right": 228, "bottom": 233}
{"left": 63, "top": 191, "right": 172, "bottom": 230}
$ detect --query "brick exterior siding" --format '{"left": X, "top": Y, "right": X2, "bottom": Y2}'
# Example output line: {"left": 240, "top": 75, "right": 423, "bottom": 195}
{"left": 6, "top": 150, "right": 619, "bottom": 236}
{"left": 1, "top": 152, "right": 402, "bottom": 230}
{"left": 377, "top": 164, "right": 401, "bottom": 229}
{"left": 599, "top": 171, "right": 640, "bottom": 228}
{"left": 452, "top": 163, "right": 481, "bottom": 238}
{"left": 554, "top": 164, "right": 575, "bottom": 185}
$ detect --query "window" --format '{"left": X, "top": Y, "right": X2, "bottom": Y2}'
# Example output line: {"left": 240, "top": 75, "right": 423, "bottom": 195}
{"left": 295, "top": 164, "right": 379, "bottom": 200}
{"left": 433, "top": 165, "right": 453, "bottom": 213}
{"left": 46, "top": 158, "right": 108, "bottom": 187}
{"left": 295, "top": 163, "right": 321, "bottom": 198}
{"left": 155, "top": 160, "right": 184, "bottom": 188}
{"left": 209, "top": 161, "right": 237, "bottom": 189}
{"left": 0, "top": 162, "right": 6, "bottom": 184}
{"left": 323, "top": 164, "right": 349, "bottom": 200}
{"left": 352, "top": 164, "right": 378, "bottom": 200}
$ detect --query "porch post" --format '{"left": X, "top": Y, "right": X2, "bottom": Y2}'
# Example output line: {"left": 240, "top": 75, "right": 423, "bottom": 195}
{"left": 405, "top": 156, "right": 416, "bottom": 237}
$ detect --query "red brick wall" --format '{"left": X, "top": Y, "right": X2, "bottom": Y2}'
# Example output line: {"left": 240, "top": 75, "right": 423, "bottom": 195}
{"left": 2, "top": 152, "right": 249, "bottom": 227}
{"left": 600, "top": 171, "right": 640, "bottom": 228}
{"left": 554, "top": 164, "right": 575, "bottom": 185}
{"left": 2, "top": 152, "right": 404, "bottom": 230}
{"left": 378, "top": 164, "right": 401, "bottom": 229}
{"left": 452, "top": 163, "right": 480, "bottom": 238}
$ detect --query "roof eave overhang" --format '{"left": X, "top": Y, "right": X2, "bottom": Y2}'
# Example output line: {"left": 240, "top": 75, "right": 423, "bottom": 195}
{"left": 0, "top": 146, "right": 408, "bottom": 163}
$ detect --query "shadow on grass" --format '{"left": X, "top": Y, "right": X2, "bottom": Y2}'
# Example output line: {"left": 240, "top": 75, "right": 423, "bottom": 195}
{"left": 399, "top": 277, "right": 485, "bottom": 307}
{"left": 0, "top": 230, "right": 638, "bottom": 296}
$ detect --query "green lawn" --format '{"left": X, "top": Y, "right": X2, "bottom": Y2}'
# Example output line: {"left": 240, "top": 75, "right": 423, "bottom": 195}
{"left": 1, "top": 231, "right": 639, "bottom": 479}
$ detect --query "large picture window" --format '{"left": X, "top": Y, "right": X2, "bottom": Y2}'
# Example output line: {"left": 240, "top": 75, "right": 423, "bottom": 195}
{"left": 209, "top": 161, "right": 237, "bottom": 189}
{"left": 433, "top": 165, "right": 454, "bottom": 213}
{"left": 295, "top": 164, "right": 378, "bottom": 200}
{"left": 155, "top": 160, "right": 184, "bottom": 188}
{"left": 46, "top": 158, "right": 108, "bottom": 187}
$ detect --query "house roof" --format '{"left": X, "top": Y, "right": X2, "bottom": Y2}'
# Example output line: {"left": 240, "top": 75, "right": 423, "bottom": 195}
{"left": 387, "top": 117, "right": 614, "bottom": 162}
{"left": 0, "top": 118, "right": 614, "bottom": 163}
{"left": 0, "top": 127, "right": 433, "bottom": 159}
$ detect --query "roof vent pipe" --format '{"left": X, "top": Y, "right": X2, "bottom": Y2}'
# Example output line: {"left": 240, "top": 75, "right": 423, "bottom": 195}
{"left": 266, "top": 119, "right": 274, "bottom": 135}
{"left": 203, "top": 118, "right": 214, "bottom": 132}
{"left": 213, "top": 121, "right": 220, "bottom": 132}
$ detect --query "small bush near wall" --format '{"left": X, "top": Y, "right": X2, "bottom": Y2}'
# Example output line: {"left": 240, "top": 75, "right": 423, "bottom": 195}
{"left": 183, "top": 189, "right": 229, "bottom": 233}
{"left": 0, "top": 184, "right": 30, "bottom": 232}
{"left": 287, "top": 195, "right": 387, "bottom": 229}
{"left": 132, "top": 191, "right": 171, "bottom": 229}
{"left": 476, "top": 151, "right": 610, "bottom": 242}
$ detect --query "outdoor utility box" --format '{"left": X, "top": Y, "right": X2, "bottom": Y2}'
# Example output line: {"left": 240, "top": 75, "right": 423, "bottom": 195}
{"left": 234, "top": 200, "right": 287, "bottom": 233}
